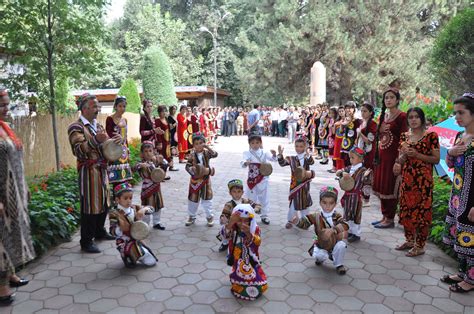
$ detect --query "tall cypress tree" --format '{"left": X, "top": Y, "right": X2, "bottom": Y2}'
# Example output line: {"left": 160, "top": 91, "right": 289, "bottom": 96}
{"left": 141, "top": 45, "right": 177, "bottom": 106}
{"left": 118, "top": 78, "right": 141, "bottom": 113}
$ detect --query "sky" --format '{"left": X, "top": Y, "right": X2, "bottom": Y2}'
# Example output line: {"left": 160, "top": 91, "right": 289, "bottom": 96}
{"left": 105, "top": 0, "right": 126, "bottom": 24}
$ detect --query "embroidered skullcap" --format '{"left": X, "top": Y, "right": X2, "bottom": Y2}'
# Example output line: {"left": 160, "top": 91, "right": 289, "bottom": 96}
{"left": 248, "top": 132, "right": 262, "bottom": 142}
{"left": 383, "top": 87, "right": 400, "bottom": 100}
{"left": 350, "top": 147, "right": 365, "bottom": 157}
{"left": 141, "top": 140, "right": 155, "bottom": 149}
{"left": 228, "top": 179, "right": 243, "bottom": 191}
{"left": 319, "top": 186, "right": 338, "bottom": 200}
{"left": 232, "top": 204, "right": 257, "bottom": 234}
{"left": 114, "top": 182, "right": 133, "bottom": 196}
{"left": 76, "top": 93, "right": 96, "bottom": 111}
{"left": 192, "top": 132, "right": 205, "bottom": 143}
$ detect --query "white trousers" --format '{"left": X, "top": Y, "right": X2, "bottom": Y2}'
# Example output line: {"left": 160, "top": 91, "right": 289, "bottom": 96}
{"left": 313, "top": 241, "right": 346, "bottom": 267}
{"left": 139, "top": 247, "right": 157, "bottom": 266}
{"left": 288, "top": 122, "right": 297, "bottom": 143}
{"left": 245, "top": 179, "right": 270, "bottom": 218}
{"left": 188, "top": 199, "right": 213, "bottom": 218}
{"left": 287, "top": 201, "right": 309, "bottom": 222}
{"left": 145, "top": 210, "right": 162, "bottom": 226}
{"left": 348, "top": 220, "right": 361, "bottom": 237}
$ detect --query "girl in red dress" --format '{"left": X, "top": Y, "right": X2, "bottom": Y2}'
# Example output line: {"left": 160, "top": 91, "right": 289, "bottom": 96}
{"left": 177, "top": 105, "right": 189, "bottom": 163}
{"left": 372, "top": 87, "right": 408, "bottom": 229}
{"left": 356, "top": 103, "right": 378, "bottom": 170}
{"left": 333, "top": 106, "right": 346, "bottom": 170}
{"left": 199, "top": 108, "right": 209, "bottom": 144}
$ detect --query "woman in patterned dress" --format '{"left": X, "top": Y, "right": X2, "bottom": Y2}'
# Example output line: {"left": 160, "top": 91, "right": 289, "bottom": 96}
{"left": 341, "top": 101, "right": 362, "bottom": 167}
{"left": 394, "top": 107, "right": 439, "bottom": 257}
{"left": 333, "top": 106, "right": 346, "bottom": 171}
{"left": 372, "top": 87, "right": 408, "bottom": 229}
{"left": 441, "top": 93, "right": 474, "bottom": 293}
{"left": 140, "top": 99, "right": 157, "bottom": 144}
{"left": 356, "top": 103, "right": 378, "bottom": 170}
{"left": 0, "top": 89, "right": 35, "bottom": 305}
{"left": 106, "top": 96, "right": 133, "bottom": 187}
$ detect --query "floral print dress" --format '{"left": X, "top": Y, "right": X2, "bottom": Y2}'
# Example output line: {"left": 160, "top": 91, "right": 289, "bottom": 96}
{"left": 444, "top": 131, "right": 474, "bottom": 285}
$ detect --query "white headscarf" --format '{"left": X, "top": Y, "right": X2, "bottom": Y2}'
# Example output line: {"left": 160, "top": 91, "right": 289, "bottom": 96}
{"left": 232, "top": 204, "right": 257, "bottom": 234}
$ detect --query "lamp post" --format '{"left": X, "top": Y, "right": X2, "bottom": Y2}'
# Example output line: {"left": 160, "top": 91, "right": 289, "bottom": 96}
{"left": 200, "top": 11, "right": 230, "bottom": 108}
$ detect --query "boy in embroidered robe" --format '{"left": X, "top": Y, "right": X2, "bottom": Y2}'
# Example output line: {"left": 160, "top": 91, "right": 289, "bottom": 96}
{"left": 109, "top": 182, "right": 158, "bottom": 268}
{"left": 135, "top": 141, "right": 167, "bottom": 230}
{"left": 293, "top": 186, "right": 349, "bottom": 275}
{"left": 185, "top": 133, "right": 218, "bottom": 226}
{"left": 217, "top": 179, "right": 262, "bottom": 252}
{"left": 241, "top": 133, "right": 277, "bottom": 225}
{"left": 336, "top": 147, "right": 372, "bottom": 242}
{"left": 277, "top": 137, "right": 315, "bottom": 229}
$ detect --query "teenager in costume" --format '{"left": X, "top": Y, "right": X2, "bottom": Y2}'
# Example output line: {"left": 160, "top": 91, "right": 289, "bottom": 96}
{"left": 318, "top": 103, "right": 330, "bottom": 164}
{"left": 185, "top": 133, "right": 218, "bottom": 226}
{"left": 177, "top": 105, "right": 189, "bottom": 163}
{"left": 341, "top": 101, "right": 362, "bottom": 167}
{"left": 139, "top": 99, "right": 157, "bottom": 145}
{"left": 333, "top": 106, "right": 346, "bottom": 170}
{"left": 217, "top": 179, "right": 262, "bottom": 252}
{"left": 241, "top": 133, "right": 277, "bottom": 225}
{"left": 135, "top": 141, "right": 168, "bottom": 230}
{"left": 356, "top": 102, "right": 377, "bottom": 170}
{"left": 337, "top": 147, "right": 372, "bottom": 243}
{"left": 155, "top": 106, "right": 173, "bottom": 175}
{"left": 327, "top": 107, "right": 339, "bottom": 173}
{"left": 109, "top": 182, "right": 158, "bottom": 268}
{"left": 277, "top": 137, "right": 315, "bottom": 229}
{"left": 293, "top": 186, "right": 349, "bottom": 275}
{"left": 224, "top": 204, "right": 268, "bottom": 300}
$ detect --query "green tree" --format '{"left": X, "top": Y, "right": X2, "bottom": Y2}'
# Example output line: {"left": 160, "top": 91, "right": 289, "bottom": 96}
{"left": 431, "top": 8, "right": 474, "bottom": 96}
{"left": 117, "top": 78, "right": 141, "bottom": 113}
{"left": 141, "top": 46, "right": 177, "bottom": 106}
{"left": 55, "top": 77, "right": 76, "bottom": 115}
{"left": 0, "top": 0, "right": 107, "bottom": 170}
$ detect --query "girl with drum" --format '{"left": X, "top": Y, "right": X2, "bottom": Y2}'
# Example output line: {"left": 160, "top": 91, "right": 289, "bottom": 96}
{"left": 167, "top": 105, "right": 179, "bottom": 163}
{"left": 109, "top": 182, "right": 158, "bottom": 268}
{"left": 332, "top": 106, "right": 346, "bottom": 171}
{"left": 318, "top": 102, "right": 331, "bottom": 164}
{"left": 356, "top": 102, "right": 377, "bottom": 169}
{"left": 155, "top": 105, "right": 173, "bottom": 177}
{"left": 340, "top": 101, "right": 362, "bottom": 167}
{"left": 327, "top": 107, "right": 339, "bottom": 173}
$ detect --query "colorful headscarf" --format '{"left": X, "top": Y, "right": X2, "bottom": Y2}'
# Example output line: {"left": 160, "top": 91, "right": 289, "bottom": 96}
{"left": 350, "top": 147, "right": 365, "bottom": 157}
{"left": 114, "top": 182, "right": 133, "bottom": 196}
{"left": 319, "top": 186, "right": 338, "bottom": 200}
{"left": 228, "top": 179, "right": 243, "bottom": 191}
{"left": 232, "top": 204, "right": 257, "bottom": 234}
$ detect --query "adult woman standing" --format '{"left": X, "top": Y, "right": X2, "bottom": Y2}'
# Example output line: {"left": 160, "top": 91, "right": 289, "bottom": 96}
{"left": 177, "top": 105, "right": 189, "bottom": 163}
{"left": 394, "top": 107, "right": 439, "bottom": 257}
{"left": 106, "top": 96, "right": 133, "bottom": 186}
{"left": 168, "top": 105, "right": 178, "bottom": 153}
{"left": 155, "top": 106, "right": 172, "bottom": 167}
{"left": 140, "top": 99, "right": 158, "bottom": 144}
{"left": 441, "top": 93, "right": 474, "bottom": 293}
{"left": 357, "top": 103, "right": 378, "bottom": 169}
{"left": 0, "top": 89, "right": 34, "bottom": 305}
{"left": 372, "top": 87, "right": 407, "bottom": 229}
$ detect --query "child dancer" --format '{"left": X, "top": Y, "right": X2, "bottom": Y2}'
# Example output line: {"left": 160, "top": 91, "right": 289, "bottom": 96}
{"left": 318, "top": 103, "right": 330, "bottom": 164}
{"left": 224, "top": 204, "right": 268, "bottom": 300}
{"left": 333, "top": 106, "right": 346, "bottom": 170}
{"left": 336, "top": 147, "right": 372, "bottom": 242}
{"left": 277, "top": 138, "right": 315, "bottom": 229}
{"left": 241, "top": 133, "right": 277, "bottom": 225}
{"left": 135, "top": 141, "right": 167, "bottom": 230}
{"left": 217, "top": 179, "right": 261, "bottom": 252}
{"left": 327, "top": 107, "right": 338, "bottom": 173}
{"left": 341, "top": 101, "right": 362, "bottom": 167}
{"left": 293, "top": 186, "right": 349, "bottom": 275}
{"left": 185, "top": 133, "right": 218, "bottom": 226}
{"left": 109, "top": 182, "right": 158, "bottom": 268}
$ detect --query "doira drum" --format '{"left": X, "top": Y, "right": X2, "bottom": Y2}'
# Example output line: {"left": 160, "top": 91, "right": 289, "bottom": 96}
{"left": 194, "top": 164, "right": 215, "bottom": 179}
{"left": 339, "top": 175, "right": 355, "bottom": 192}
{"left": 295, "top": 167, "right": 313, "bottom": 182}
{"left": 318, "top": 228, "right": 337, "bottom": 251}
{"left": 102, "top": 139, "right": 123, "bottom": 162}
{"left": 259, "top": 162, "right": 273, "bottom": 176}
{"left": 151, "top": 168, "right": 166, "bottom": 183}
{"left": 130, "top": 221, "right": 150, "bottom": 240}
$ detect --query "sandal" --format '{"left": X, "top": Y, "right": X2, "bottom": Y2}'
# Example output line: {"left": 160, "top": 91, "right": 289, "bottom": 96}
{"left": 449, "top": 282, "right": 474, "bottom": 293}
{"left": 395, "top": 242, "right": 414, "bottom": 251}
{"left": 440, "top": 274, "right": 463, "bottom": 284}
{"left": 336, "top": 265, "right": 347, "bottom": 275}
{"left": 406, "top": 247, "right": 425, "bottom": 257}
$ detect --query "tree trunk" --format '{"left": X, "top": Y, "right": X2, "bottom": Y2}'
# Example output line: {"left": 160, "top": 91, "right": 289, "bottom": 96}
{"left": 47, "top": 0, "right": 61, "bottom": 171}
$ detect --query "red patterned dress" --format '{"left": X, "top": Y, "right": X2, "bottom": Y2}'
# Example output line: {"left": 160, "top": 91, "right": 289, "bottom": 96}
{"left": 155, "top": 118, "right": 171, "bottom": 162}
{"left": 177, "top": 113, "right": 188, "bottom": 161}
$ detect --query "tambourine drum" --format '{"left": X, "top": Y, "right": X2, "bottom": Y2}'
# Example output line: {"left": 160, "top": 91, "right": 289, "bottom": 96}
{"left": 295, "top": 167, "right": 312, "bottom": 182}
{"left": 194, "top": 164, "right": 215, "bottom": 178}
{"left": 318, "top": 228, "right": 337, "bottom": 251}
{"left": 259, "top": 163, "right": 273, "bottom": 176}
{"left": 130, "top": 221, "right": 150, "bottom": 240}
{"left": 102, "top": 139, "right": 123, "bottom": 162}
{"left": 339, "top": 175, "right": 355, "bottom": 191}
{"left": 151, "top": 168, "right": 166, "bottom": 183}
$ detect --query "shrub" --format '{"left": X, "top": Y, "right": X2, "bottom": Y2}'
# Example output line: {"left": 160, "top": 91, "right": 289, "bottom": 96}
{"left": 128, "top": 137, "right": 142, "bottom": 185}
{"left": 141, "top": 45, "right": 177, "bottom": 106}
{"left": 118, "top": 78, "right": 141, "bottom": 114}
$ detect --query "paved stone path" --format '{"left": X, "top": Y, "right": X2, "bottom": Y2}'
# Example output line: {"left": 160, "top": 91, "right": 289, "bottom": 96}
{"left": 2, "top": 136, "right": 473, "bottom": 314}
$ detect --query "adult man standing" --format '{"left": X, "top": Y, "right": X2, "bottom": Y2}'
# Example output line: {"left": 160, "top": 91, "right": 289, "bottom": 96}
{"left": 222, "top": 107, "right": 229, "bottom": 137}
{"left": 68, "top": 94, "right": 118, "bottom": 253}
{"left": 247, "top": 104, "right": 261, "bottom": 135}
{"left": 278, "top": 106, "right": 288, "bottom": 137}
{"left": 270, "top": 107, "right": 279, "bottom": 136}
{"left": 287, "top": 106, "right": 299, "bottom": 143}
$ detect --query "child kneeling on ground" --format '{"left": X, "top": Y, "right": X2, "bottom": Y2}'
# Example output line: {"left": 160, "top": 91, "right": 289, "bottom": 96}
{"left": 109, "top": 182, "right": 158, "bottom": 268}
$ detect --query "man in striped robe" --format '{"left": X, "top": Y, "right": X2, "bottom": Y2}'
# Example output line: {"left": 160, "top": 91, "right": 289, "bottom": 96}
{"left": 68, "top": 93, "right": 118, "bottom": 253}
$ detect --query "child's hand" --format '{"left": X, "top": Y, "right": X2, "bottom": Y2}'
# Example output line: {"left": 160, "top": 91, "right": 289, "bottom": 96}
{"left": 270, "top": 149, "right": 277, "bottom": 156}
{"left": 278, "top": 145, "right": 284, "bottom": 155}
{"left": 291, "top": 215, "right": 299, "bottom": 225}
{"left": 220, "top": 216, "right": 228, "bottom": 225}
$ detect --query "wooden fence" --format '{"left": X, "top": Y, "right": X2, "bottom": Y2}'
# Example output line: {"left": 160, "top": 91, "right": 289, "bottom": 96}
{"left": 12, "top": 112, "right": 140, "bottom": 177}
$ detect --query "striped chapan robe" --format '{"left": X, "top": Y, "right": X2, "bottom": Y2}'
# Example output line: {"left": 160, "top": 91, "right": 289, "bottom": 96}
{"left": 341, "top": 165, "right": 372, "bottom": 225}
{"left": 278, "top": 154, "right": 315, "bottom": 210}
{"left": 68, "top": 118, "right": 110, "bottom": 215}
{"left": 137, "top": 160, "right": 165, "bottom": 211}
{"left": 185, "top": 148, "right": 218, "bottom": 202}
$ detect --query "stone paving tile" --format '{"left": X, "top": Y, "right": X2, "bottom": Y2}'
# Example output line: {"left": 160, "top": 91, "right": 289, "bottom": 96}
{"left": 5, "top": 136, "right": 471, "bottom": 313}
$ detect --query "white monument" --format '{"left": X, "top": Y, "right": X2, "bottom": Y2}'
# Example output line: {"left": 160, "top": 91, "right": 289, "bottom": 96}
{"left": 310, "top": 61, "right": 326, "bottom": 105}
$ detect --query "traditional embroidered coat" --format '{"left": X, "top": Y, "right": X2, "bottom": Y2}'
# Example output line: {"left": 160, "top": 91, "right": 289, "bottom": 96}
{"left": 341, "top": 166, "right": 372, "bottom": 224}
{"left": 137, "top": 160, "right": 166, "bottom": 211}
{"left": 278, "top": 154, "right": 315, "bottom": 210}
{"left": 297, "top": 211, "right": 349, "bottom": 252}
{"left": 185, "top": 148, "right": 218, "bottom": 202}
{"left": 0, "top": 128, "right": 35, "bottom": 275}
{"left": 68, "top": 119, "right": 110, "bottom": 215}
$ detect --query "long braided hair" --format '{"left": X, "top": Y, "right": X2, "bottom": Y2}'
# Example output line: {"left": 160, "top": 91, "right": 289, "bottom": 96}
{"left": 374, "top": 88, "right": 400, "bottom": 166}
